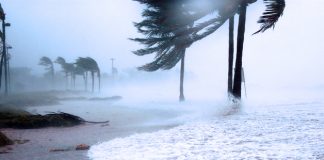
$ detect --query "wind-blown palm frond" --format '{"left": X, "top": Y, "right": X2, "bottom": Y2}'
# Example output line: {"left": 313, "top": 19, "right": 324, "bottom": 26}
{"left": 254, "top": 0, "right": 285, "bottom": 34}
{"left": 74, "top": 65, "right": 86, "bottom": 75}
{"left": 39, "top": 56, "right": 55, "bottom": 86}
{"left": 133, "top": 0, "right": 285, "bottom": 71}
{"left": 0, "top": 4, "right": 5, "bottom": 20}
{"left": 132, "top": 0, "right": 232, "bottom": 71}
{"left": 75, "top": 57, "right": 99, "bottom": 73}
{"left": 55, "top": 57, "right": 66, "bottom": 65}
{"left": 39, "top": 57, "right": 53, "bottom": 67}
{"left": 39, "top": 56, "right": 53, "bottom": 71}
{"left": 75, "top": 57, "right": 100, "bottom": 92}
{"left": 138, "top": 46, "right": 186, "bottom": 71}
{"left": 55, "top": 57, "right": 70, "bottom": 74}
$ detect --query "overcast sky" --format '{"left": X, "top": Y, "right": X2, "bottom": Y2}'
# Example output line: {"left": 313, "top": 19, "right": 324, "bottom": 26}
{"left": 1, "top": 0, "right": 323, "bottom": 92}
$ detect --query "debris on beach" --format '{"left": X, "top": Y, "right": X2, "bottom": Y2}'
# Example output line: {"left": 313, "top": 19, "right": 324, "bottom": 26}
{"left": 75, "top": 144, "right": 90, "bottom": 150}
{"left": 13, "top": 139, "right": 30, "bottom": 144}
{"left": 49, "top": 148, "right": 71, "bottom": 152}
{"left": 49, "top": 144, "right": 90, "bottom": 152}
{"left": 0, "top": 109, "right": 109, "bottom": 129}
{"left": 0, "top": 132, "right": 13, "bottom": 147}
{"left": 0, "top": 111, "right": 87, "bottom": 129}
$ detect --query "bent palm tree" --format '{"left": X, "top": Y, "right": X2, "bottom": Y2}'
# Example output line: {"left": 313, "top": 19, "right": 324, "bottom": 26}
{"left": 86, "top": 57, "right": 100, "bottom": 92}
{"left": 233, "top": 0, "right": 285, "bottom": 99}
{"left": 232, "top": 2, "right": 249, "bottom": 99}
{"left": 132, "top": 1, "right": 197, "bottom": 101}
{"left": 134, "top": 0, "right": 286, "bottom": 101}
{"left": 75, "top": 57, "right": 100, "bottom": 92}
{"left": 75, "top": 58, "right": 89, "bottom": 91}
{"left": 39, "top": 56, "right": 55, "bottom": 88}
{"left": 73, "top": 65, "right": 87, "bottom": 91}
{"left": 55, "top": 57, "right": 74, "bottom": 90}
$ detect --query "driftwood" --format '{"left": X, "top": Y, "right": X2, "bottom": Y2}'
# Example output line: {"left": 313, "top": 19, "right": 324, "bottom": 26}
{"left": 0, "top": 112, "right": 109, "bottom": 129}
{"left": 49, "top": 144, "right": 90, "bottom": 152}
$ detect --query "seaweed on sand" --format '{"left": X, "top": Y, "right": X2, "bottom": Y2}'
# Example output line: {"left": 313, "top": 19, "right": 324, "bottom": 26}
{"left": 0, "top": 112, "right": 107, "bottom": 129}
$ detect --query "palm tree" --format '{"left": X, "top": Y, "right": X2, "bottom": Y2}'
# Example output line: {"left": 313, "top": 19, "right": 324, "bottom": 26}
{"left": 75, "top": 57, "right": 100, "bottom": 92}
{"left": 73, "top": 65, "right": 87, "bottom": 91}
{"left": 228, "top": 16, "right": 235, "bottom": 97}
{"left": 232, "top": 0, "right": 286, "bottom": 99}
{"left": 65, "top": 63, "right": 75, "bottom": 89}
{"left": 75, "top": 57, "right": 89, "bottom": 91}
{"left": 55, "top": 57, "right": 68, "bottom": 89}
{"left": 134, "top": 0, "right": 286, "bottom": 101}
{"left": 55, "top": 57, "right": 74, "bottom": 90}
{"left": 39, "top": 56, "right": 55, "bottom": 88}
{"left": 232, "top": 2, "right": 248, "bottom": 99}
{"left": 86, "top": 57, "right": 100, "bottom": 92}
{"left": 132, "top": 1, "right": 196, "bottom": 101}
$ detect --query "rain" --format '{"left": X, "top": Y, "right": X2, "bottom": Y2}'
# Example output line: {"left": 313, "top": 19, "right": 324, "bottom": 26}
{"left": 0, "top": 0, "right": 324, "bottom": 159}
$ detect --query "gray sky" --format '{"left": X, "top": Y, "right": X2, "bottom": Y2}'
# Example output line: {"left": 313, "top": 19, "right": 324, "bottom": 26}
{"left": 2, "top": 0, "right": 144, "bottom": 74}
{"left": 1, "top": 0, "right": 324, "bottom": 91}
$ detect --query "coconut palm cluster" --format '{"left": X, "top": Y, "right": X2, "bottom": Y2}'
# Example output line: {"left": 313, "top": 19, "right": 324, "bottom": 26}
{"left": 39, "top": 56, "right": 101, "bottom": 92}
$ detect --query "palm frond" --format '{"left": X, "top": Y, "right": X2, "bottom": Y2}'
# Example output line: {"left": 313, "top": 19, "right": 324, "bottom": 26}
{"left": 39, "top": 56, "right": 53, "bottom": 67}
{"left": 138, "top": 46, "right": 185, "bottom": 71}
{"left": 254, "top": 0, "right": 286, "bottom": 34}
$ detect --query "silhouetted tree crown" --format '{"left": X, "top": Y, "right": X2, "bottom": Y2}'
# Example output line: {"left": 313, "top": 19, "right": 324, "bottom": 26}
{"left": 132, "top": 0, "right": 285, "bottom": 69}
{"left": 39, "top": 57, "right": 53, "bottom": 69}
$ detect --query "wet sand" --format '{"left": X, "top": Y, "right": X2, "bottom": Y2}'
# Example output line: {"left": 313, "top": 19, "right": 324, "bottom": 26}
{"left": 0, "top": 100, "right": 180, "bottom": 160}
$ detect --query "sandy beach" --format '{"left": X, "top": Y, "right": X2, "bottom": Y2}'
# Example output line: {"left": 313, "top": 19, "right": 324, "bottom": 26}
{"left": 0, "top": 94, "right": 181, "bottom": 160}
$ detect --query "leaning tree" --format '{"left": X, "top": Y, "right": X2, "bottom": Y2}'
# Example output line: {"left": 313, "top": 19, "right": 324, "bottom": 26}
{"left": 232, "top": 0, "right": 285, "bottom": 99}
{"left": 73, "top": 65, "right": 87, "bottom": 91}
{"left": 55, "top": 57, "right": 75, "bottom": 90}
{"left": 133, "top": 0, "right": 285, "bottom": 101}
{"left": 39, "top": 56, "right": 55, "bottom": 87}
{"left": 132, "top": 0, "right": 202, "bottom": 102}
{"left": 75, "top": 57, "right": 100, "bottom": 92}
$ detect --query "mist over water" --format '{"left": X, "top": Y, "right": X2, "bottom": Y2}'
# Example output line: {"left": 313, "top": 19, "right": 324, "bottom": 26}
{"left": 87, "top": 77, "right": 324, "bottom": 160}
{"left": 0, "top": 0, "right": 323, "bottom": 159}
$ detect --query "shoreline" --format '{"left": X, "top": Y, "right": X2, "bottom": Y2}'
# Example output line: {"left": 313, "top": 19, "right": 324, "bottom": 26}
{"left": 0, "top": 123, "right": 176, "bottom": 160}
{"left": 0, "top": 92, "right": 182, "bottom": 160}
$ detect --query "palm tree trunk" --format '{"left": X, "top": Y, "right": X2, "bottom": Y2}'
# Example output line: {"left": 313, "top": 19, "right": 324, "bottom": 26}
{"left": 2, "top": 21, "right": 8, "bottom": 95}
{"left": 98, "top": 73, "right": 101, "bottom": 92}
{"left": 70, "top": 73, "right": 73, "bottom": 90}
{"left": 85, "top": 72, "right": 88, "bottom": 91}
{"left": 233, "top": 3, "right": 247, "bottom": 100}
{"left": 91, "top": 71, "right": 94, "bottom": 93}
{"left": 83, "top": 73, "right": 86, "bottom": 91}
{"left": 7, "top": 59, "right": 10, "bottom": 92}
{"left": 73, "top": 74, "right": 76, "bottom": 90}
{"left": 65, "top": 72, "right": 68, "bottom": 90}
{"left": 51, "top": 65, "right": 54, "bottom": 89}
{"left": 179, "top": 52, "right": 185, "bottom": 102}
{"left": 0, "top": 54, "right": 4, "bottom": 89}
{"left": 228, "top": 16, "right": 235, "bottom": 96}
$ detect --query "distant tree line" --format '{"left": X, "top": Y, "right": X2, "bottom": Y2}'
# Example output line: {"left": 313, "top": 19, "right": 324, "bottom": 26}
{"left": 132, "top": 0, "right": 286, "bottom": 102}
{"left": 39, "top": 56, "right": 101, "bottom": 92}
